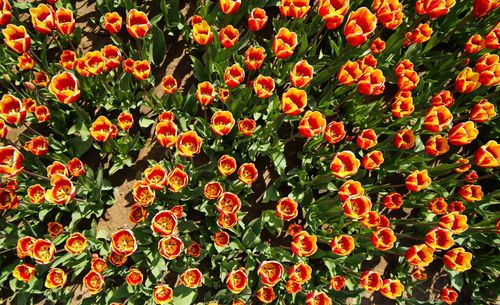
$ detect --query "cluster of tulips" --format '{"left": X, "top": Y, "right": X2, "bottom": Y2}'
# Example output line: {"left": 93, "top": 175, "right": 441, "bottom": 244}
{"left": 0, "top": 0, "right": 499, "bottom": 304}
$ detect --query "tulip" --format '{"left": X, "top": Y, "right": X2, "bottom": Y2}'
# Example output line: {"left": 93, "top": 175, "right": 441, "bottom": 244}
{"left": 343, "top": 7, "right": 377, "bottom": 46}
{"left": 126, "top": 9, "right": 151, "bottom": 38}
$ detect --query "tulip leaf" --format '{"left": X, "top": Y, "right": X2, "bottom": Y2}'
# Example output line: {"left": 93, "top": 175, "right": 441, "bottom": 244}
{"left": 151, "top": 25, "right": 166, "bottom": 65}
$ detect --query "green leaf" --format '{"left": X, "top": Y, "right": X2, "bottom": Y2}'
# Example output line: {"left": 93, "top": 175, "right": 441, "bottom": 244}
{"left": 173, "top": 285, "right": 197, "bottom": 305}
{"left": 151, "top": 25, "right": 166, "bottom": 65}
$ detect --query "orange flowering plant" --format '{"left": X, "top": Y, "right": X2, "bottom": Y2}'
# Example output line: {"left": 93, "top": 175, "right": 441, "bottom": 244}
{"left": 0, "top": 0, "right": 499, "bottom": 305}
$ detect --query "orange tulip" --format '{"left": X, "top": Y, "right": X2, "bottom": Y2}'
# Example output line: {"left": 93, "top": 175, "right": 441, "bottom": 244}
{"left": 306, "top": 291, "right": 332, "bottom": 305}
{"left": 27, "top": 184, "right": 45, "bottom": 204}
{"left": 83, "top": 270, "right": 104, "bottom": 294}
{"left": 405, "top": 243, "right": 434, "bottom": 266}
{"left": 125, "top": 268, "right": 143, "bottom": 286}
{"left": 447, "top": 201, "right": 465, "bottom": 213}
{"left": 443, "top": 247, "right": 472, "bottom": 271}
{"left": 216, "top": 192, "right": 241, "bottom": 214}
{"left": 337, "top": 60, "right": 362, "bottom": 85}
{"left": 122, "top": 58, "right": 134, "bottom": 73}
{"left": 159, "top": 235, "right": 184, "bottom": 260}
{"left": 258, "top": 260, "right": 284, "bottom": 286}
{"left": 158, "top": 111, "right": 175, "bottom": 122}
{"left": 276, "top": 197, "right": 299, "bottom": 221}
{"left": 329, "top": 275, "right": 346, "bottom": 291}
{"left": 360, "top": 270, "right": 382, "bottom": 292}
{"left": 101, "top": 45, "right": 122, "bottom": 71}
{"left": 48, "top": 71, "right": 80, "bottom": 104}
{"left": 371, "top": 227, "right": 396, "bottom": 250}
{"left": 405, "top": 169, "right": 431, "bottom": 192}
{"left": 103, "top": 12, "right": 122, "bottom": 34}
{"left": 166, "top": 166, "right": 188, "bottom": 192}
{"left": 324, "top": 121, "right": 346, "bottom": 144}
{"left": 24, "top": 136, "right": 48, "bottom": 156}
{"left": 90, "top": 116, "right": 114, "bottom": 142}
{"left": 248, "top": 8, "right": 268, "bottom": 31}
{"left": 470, "top": 99, "right": 496, "bottom": 123}
{"left": 425, "top": 135, "right": 449, "bottom": 157}
{"left": 219, "top": 88, "right": 230, "bottom": 103}
{"left": 279, "top": 0, "right": 311, "bottom": 19}
{"left": 465, "top": 34, "right": 486, "bottom": 53}
{"left": 108, "top": 249, "right": 128, "bottom": 267}
{"left": 397, "top": 69, "right": 420, "bottom": 91}
{"left": 330, "top": 234, "right": 355, "bottom": 255}
{"left": 391, "top": 91, "right": 414, "bottom": 118}
{"left": 129, "top": 204, "right": 147, "bottom": 224}
{"left": 219, "top": 0, "right": 241, "bottom": 14}
{"left": 430, "top": 90, "right": 454, "bottom": 108}
{"left": 17, "top": 53, "right": 34, "bottom": 71}
{"left": 362, "top": 150, "right": 384, "bottom": 170}
{"left": 289, "top": 60, "right": 314, "bottom": 88}
{"left": 330, "top": 151, "right": 360, "bottom": 179}
{"left": 65, "top": 233, "right": 87, "bottom": 255}
{"left": 458, "top": 184, "right": 483, "bottom": 202}
{"left": 425, "top": 227, "right": 454, "bottom": 250}
{"left": 439, "top": 212, "right": 468, "bottom": 234}
{"left": 2, "top": 24, "right": 30, "bottom": 54}
{"left": 288, "top": 262, "right": 312, "bottom": 284}
{"left": 380, "top": 279, "right": 404, "bottom": 299}
{"left": 415, "top": 0, "right": 456, "bottom": 19}
{"left": 0, "top": 94, "right": 26, "bottom": 125}
{"left": 176, "top": 130, "right": 203, "bottom": 158}
{"left": 17, "top": 236, "right": 34, "bottom": 258}
{"left": 298, "top": 110, "right": 326, "bottom": 138}
{"left": 180, "top": 268, "right": 203, "bottom": 288}
{"left": 45, "top": 268, "right": 67, "bottom": 289}
{"left": 187, "top": 242, "right": 201, "bottom": 258}
{"left": 404, "top": 23, "right": 433, "bottom": 45}
{"left": 153, "top": 284, "right": 173, "bottom": 304}
{"left": 455, "top": 67, "right": 481, "bottom": 93}
{"left": 448, "top": 121, "right": 478, "bottom": 146}
{"left": 161, "top": 75, "right": 177, "bottom": 94}
{"left": 393, "top": 129, "right": 415, "bottom": 150}
{"left": 343, "top": 7, "right": 377, "bottom": 46}
{"left": 211, "top": 111, "right": 235, "bottom": 136}
{"left": 218, "top": 155, "right": 237, "bottom": 176}
{"left": 47, "top": 222, "right": 63, "bottom": 237}
{"left": 358, "top": 67, "right": 385, "bottom": 95}
{"left": 219, "top": 25, "right": 239, "bottom": 48}
{"left": 338, "top": 180, "right": 364, "bottom": 201}
{"left": 22, "top": 98, "right": 37, "bottom": 113}
{"left": 155, "top": 121, "right": 178, "bottom": 148}
{"left": 238, "top": 118, "right": 256, "bottom": 136}
{"left": 428, "top": 197, "right": 448, "bottom": 214}
{"left": 224, "top": 64, "right": 245, "bottom": 88}
{"left": 143, "top": 164, "right": 167, "bottom": 190}
{"left": 281, "top": 87, "right": 307, "bottom": 115}
{"left": 132, "top": 180, "right": 155, "bottom": 206}
{"left": 291, "top": 231, "right": 318, "bottom": 257}
{"left": 253, "top": 75, "right": 275, "bottom": 98}
{"left": 255, "top": 286, "right": 276, "bottom": 303}
{"left": 0, "top": 145, "right": 24, "bottom": 177}
{"left": 383, "top": 192, "right": 403, "bottom": 210}
{"left": 372, "top": 0, "right": 403, "bottom": 29}
{"left": 29, "top": 4, "right": 55, "bottom": 35}
{"left": 0, "top": 0, "right": 12, "bottom": 26}
{"left": 196, "top": 81, "right": 216, "bottom": 106}
{"left": 34, "top": 105, "right": 50, "bottom": 123}
{"left": 55, "top": 7, "right": 75, "bottom": 35}
{"left": 132, "top": 60, "right": 150, "bottom": 80}
{"left": 272, "top": 27, "right": 298, "bottom": 59}
{"left": 115, "top": 112, "right": 133, "bottom": 131}
{"left": 356, "top": 129, "right": 377, "bottom": 150}
{"left": 238, "top": 163, "right": 258, "bottom": 184}
{"left": 370, "top": 38, "right": 386, "bottom": 54}
{"left": 473, "top": 0, "right": 500, "bottom": 17}
{"left": 203, "top": 181, "right": 223, "bottom": 201}
{"left": 474, "top": 140, "right": 499, "bottom": 168}
{"left": 31, "top": 239, "right": 56, "bottom": 264}
{"left": 226, "top": 268, "right": 248, "bottom": 294}
{"left": 126, "top": 9, "right": 150, "bottom": 38}
{"left": 45, "top": 174, "right": 76, "bottom": 205}
{"left": 59, "top": 49, "right": 77, "bottom": 70}
{"left": 217, "top": 212, "right": 238, "bottom": 229}
{"left": 318, "top": 0, "right": 350, "bottom": 30}
{"left": 192, "top": 19, "right": 213, "bottom": 45}
{"left": 244, "top": 46, "right": 266, "bottom": 70}
{"left": 13, "top": 264, "right": 35, "bottom": 283}
{"left": 214, "top": 230, "right": 230, "bottom": 247}
{"left": 454, "top": 157, "right": 471, "bottom": 173}
{"left": 110, "top": 228, "right": 137, "bottom": 256}
{"left": 440, "top": 287, "right": 458, "bottom": 304}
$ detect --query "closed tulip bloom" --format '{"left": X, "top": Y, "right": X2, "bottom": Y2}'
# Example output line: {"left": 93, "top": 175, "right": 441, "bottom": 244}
{"left": 474, "top": 140, "right": 499, "bottom": 168}
{"left": 224, "top": 64, "right": 245, "bottom": 88}
{"left": 126, "top": 9, "right": 150, "bottom": 38}
{"left": 30, "top": 4, "right": 55, "bottom": 35}
{"left": 415, "top": 0, "right": 456, "bottom": 19}
{"left": 272, "top": 28, "right": 298, "bottom": 59}
{"left": 2, "top": 24, "right": 31, "bottom": 54}
{"left": 425, "top": 135, "right": 450, "bottom": 157}
{"left": 55, "top": 7, "right": 75, "bottom": 35}
{"left": 248, "top": 8, "right": 268, "bottom": 31}
{"left": 337, "top": 60, "right": 363, "bottom": 85}
{"left": 447, "top": 201, "right": 465, "bottom": 213}
{"left": 360, "top": 270, "right": 382, "bottom": 292}
{"left": 103, "top": 12, "right": 122, "bottom": 34}
{"left": 90, "top": 116, "right": 114, "bottom": 142}
{"left": 0, "top": 0, "right": 12, "bottom": 26}
{"left": 219, "top": 25, "right": 239, "bottom": 48}
{"left": 393, "top": 129, "right": 415, "bottom": 150}
{"left": 192, "top": 19, "right": 213, "bottom": 45}
{"left": 155, "top": 121, "right": 178, "bottom": 148}
{"left": 276, "top": 197, "right": 299, "bottom": 221}
{"left": 291, "top": 231, "right": 318, "bottom": 257}
{"left": 455, "top": 67, "right": 481, "bottom": 93}
{"left": 465, "top": 34, "right": 486, "bottom": 53}
{"left": 153, "top": 284, "right": 173, "bottom": 304}
{"left": 404, "top": 23, "right": 433, "bottom": 45}
{"left": 101, "top": 45, "right": 122, "bottom": 71}
{"left": 219, "top": 0, "right": 241, "bottom": 14}
{"left": 371, "top": 227, "right": 396, "bottom": 250}
{"left": 245, "top": 46, "right": 266, "bottom": 70}
{"left": 162, "top": 75, "right": 178, "bottom": 94}
{"left": 458, "top": 184, "right": 483, "bottom": 202}
{"left": 372, "top": 0, "right": 403, "bottom": 29}
{"left": 443, "top": 247, "right": 472, "bottom": 271}
{"left": 357, "top": 129, "right": 377, "bottom": 149}
{"left": 473, "top": 0, "right": 499, "bottom": 18}
{"left": 411, "top": 268, "right": 427, "bottom": 281}
{"left": 343, "top": 7, "right": 377, "bottom": 46}
{"left": 211, "top": 111, "right": 235, "bottom": 136}
{"left": 48, "top": 72, "right": 80, "bottom": 104}
{"left": 0, "top": 94, "right": 26, "bottom": 125}
{"left": 425, "top": 227, "right": 454, "bottom": 250}
{"left": 306, "top": 291, "right": 332, "bottom": 305}
{"left": 318, "top": 0, "right": 350, "bottom": 30}
{"left": 431, "top": 90, "right": 455, "bottom": 107}
{"left": 392, "top": 91, "right": 414, "bottom": 118}
{"left": 290, "top": 60, "right": 314, "bottom": 88}
{"left": 383, "top": 192, "right": 403, "bottom": 210}
{"left": 324, "top": 121, "right": 346, "bottom": 144}
{"left": 330, "top": 151, "right": 360, "bottom": 179}
{"left": 405, "top": 244, "right": 435, "bottom": 266}
{"left": 226, "top": 268, "right": 248, "bottom": 294}
{"left": 197, "top": 81, "right": 215, "bottom": 105}
{"left": 405, "top": 169, "right": 431, "bottom": 192}
{"left": 17, "top": 53, "right": 34, "bottom": 71}
{"left": 370, "top": 38, "right": 386, "bottom": 54}
{"left": 439, "top": 212, "right": 468, "bottom": 234}
{"left": 358, "top": 67, "right": 385, "bottom": 95}
{"left": 448, "top": 121, "right": 478, "bottom": 146}
{"left": 17, "top": 236, "right": 34, "bottom": 258}
{"left": 484, "top": 24, "right": 500, "bottom": 49}
{"left": 440, "top": 287, "right": 458, "bottom": 304}
{"left": 281, "top": 88, "right": 307, "bottom": 115}
{"left": 362, "top": 150, "right": 384, "bottom": 170}
{"left": 330, "top": 234, "right": 355, "bottom": 255}
{"left": 397, "top": 69, "right": 420, "bottom": 91}
{"left": 298, "top": 111, "right": 326, "bottom": 138}
{"left": 338, "top": 180, "right": 364, "bottom": 201}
